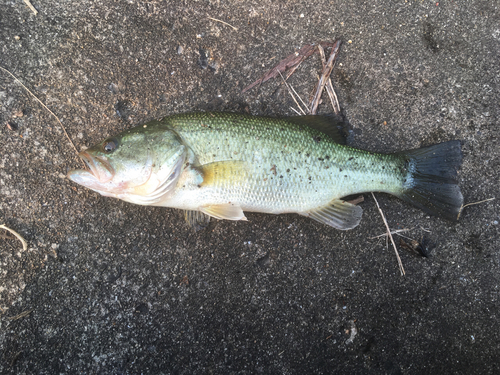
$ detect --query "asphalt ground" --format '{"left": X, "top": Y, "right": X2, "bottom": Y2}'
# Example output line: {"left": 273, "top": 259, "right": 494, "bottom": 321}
{"left": 0, "top": 1, "right": 499, "bottom": 373}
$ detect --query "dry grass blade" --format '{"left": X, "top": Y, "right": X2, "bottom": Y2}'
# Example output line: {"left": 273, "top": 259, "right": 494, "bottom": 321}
{"left": 278, "top": 71, "right": 307, "bottom": 115}
{"left": 457, "top": 197, "right": 495, "bottom": 220}
{"left": 371, "top": 193, "right": 405, "bottom": 276}
{"left": 207, "top": 16, "right": 238, "bottom": 31}
{"left": 317, "top": 44, "right": 341, "bottom": 114}
{"left": 288, "top": 82, "right": 309, "bottom": 112}
{"left": 7, "top": 309, "right": 33, "bottom": 321}
{"left": 310, "top": 40, "right": 341, "bottom": 115}
{"left": 0, "top": 66, "right": 85, "bottom": 169}
{"left": 369, "top": 228, "right": 413, "bottom": 240}
{"left": 242, "top": 42, "right": 335, "bottom": 93}
{"left": 0, "top": 224, "right": 28, "bottom": 251}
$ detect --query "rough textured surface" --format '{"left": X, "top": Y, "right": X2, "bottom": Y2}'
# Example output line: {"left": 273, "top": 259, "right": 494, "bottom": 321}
{"left": 0, "top": 0, "right": 499, "bottom": 373}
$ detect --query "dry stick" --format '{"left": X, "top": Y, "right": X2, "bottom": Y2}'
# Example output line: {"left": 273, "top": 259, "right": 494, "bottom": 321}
{"left": 327, "top": 77, "right": 341, "bottom": 114}
{"left": 371, "top": 193, "right": 405, "bottom": 276}
{"left": 0, "top": 66, "right": 85, "bottom": 169}
{"left": 317, "top": 45, "right": 341, "bottom": 114}
{"left": 0, "top": 224, "right": 28, "bottom": 251}
{"left": 457, "top": 197, "right": 495, "bottom": 220}
{"left": 310, "top": 40, "right": 341, "bottom": 115}
{"left": 23, "top": 0, "right": 38, "bottom": 15}
{"left": 207, "top": 16, "right": 238, "bottom": 31}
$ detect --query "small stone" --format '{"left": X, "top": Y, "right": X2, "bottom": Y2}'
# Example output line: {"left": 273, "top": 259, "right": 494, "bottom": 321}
{"left": 177, "top": 45, "right": 184, "bottom": 54}
{"left": 198, "top": 48, "right": 209, "bottom": 69}
{"left": 6, "top": 122, "right": 18, "bottom": 131}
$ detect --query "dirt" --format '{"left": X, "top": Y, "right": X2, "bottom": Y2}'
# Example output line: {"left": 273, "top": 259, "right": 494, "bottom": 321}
{"left": 0, "top": 0, "right": 499, "bottom": 373}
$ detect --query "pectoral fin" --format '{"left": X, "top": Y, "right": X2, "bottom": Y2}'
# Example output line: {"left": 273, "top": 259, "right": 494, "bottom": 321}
{"left": 300, "top": 199, "right": 363, "bottom": 230}
{"left": 200, "top": 203, "right": 247, "bottom": 221}
{"left": 200, "top": 161, "right": 250, "bottom": 188}
{"left": 184, "top": 210, "right": 211, "bottom": 232}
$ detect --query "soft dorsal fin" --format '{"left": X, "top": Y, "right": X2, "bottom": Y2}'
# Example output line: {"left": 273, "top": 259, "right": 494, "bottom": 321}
{"left": 200, "top": 203, "right": 247, "bottom": 221}
{"left": 286, "top": 115, "right": 346, "bottom": 144}
{"left": 300, "top": 198, "right": 363, "bottom": 230}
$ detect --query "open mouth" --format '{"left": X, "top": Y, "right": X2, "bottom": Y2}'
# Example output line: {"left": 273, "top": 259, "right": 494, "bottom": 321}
{"left": 78, "top": 151, "right": 115, "bottom": 183}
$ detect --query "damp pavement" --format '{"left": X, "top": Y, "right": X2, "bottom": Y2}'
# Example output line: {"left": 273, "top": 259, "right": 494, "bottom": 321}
{"left": 0, "top": 1, "right": 499, "bottom": 373}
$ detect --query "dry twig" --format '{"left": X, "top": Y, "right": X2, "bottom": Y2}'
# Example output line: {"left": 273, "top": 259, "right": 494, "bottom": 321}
{"left": 242, "top": 42, "right": 336, "bottom": 93}
{"left": 317, "top": 44, "right": 341, "bottom": 114}
{"left": 0, "top": 224, "right": 28, "bottom": 251}
{"left": 310, "top": 40, "right": 341, "bottom": 114}
{"left": 371, "top": 193, "right": 405, "bottom": 276}
{"left": 0, "top": 66, "right": 85, "bottom": 168}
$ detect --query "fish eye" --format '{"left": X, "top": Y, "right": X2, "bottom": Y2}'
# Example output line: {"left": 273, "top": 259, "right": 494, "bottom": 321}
{"left": 103, "top": 138, "right": 118, "bottom": 153}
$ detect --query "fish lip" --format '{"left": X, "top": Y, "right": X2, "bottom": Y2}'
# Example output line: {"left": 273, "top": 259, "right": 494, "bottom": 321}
{"left": 79, "top": 151, "right": 115, "bottom": 183}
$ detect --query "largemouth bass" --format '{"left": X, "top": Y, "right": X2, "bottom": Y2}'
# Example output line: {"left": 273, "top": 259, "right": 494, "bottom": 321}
{"left": 67, "top": 112, "right": 463, "bottom": 230}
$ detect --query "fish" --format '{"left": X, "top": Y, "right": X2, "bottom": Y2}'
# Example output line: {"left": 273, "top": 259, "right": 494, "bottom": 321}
{"left": 67, "top": 112, "right": 463, "bottom": 230}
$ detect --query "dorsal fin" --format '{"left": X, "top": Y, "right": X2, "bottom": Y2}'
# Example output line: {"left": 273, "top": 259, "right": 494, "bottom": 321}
{"left": 286, "top": 115, "right": 346, "bottom": 144}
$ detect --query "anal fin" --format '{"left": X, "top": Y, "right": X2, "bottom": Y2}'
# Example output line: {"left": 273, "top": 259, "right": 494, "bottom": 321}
{"left": 200, "top": 203, "right": 247, "bottom": 221}
{"left": 184, "top": 210, "right": 211, "bottom": 232}
{"left": 300, "top": 199, "right": 363, "bottom": 230}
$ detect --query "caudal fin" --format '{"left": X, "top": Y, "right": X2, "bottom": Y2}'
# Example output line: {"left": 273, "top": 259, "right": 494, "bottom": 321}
{"left": 397, "top": 140, "right": 463, "bottom": 221}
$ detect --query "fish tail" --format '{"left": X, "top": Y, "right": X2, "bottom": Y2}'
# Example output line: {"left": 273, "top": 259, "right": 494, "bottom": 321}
{"left": 397, "top": 140, "right": 463, "bottom": 221}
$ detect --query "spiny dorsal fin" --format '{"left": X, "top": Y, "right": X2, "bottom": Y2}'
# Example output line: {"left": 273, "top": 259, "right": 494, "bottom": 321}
{"left": 286, "top": 115, "right": 346, "bottom": 144}
{"left": 300, "top": 199, "right": 363, "bottom": 230}
{"left": 200, "top": 203, "right": 247, "bottom": 221}
{"left": 184, "top": 210, "right": 211, "bottom": 231}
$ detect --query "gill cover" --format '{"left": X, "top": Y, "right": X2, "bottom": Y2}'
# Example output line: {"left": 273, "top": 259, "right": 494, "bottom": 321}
{"left": 68, "top": 124, "right": 187, "bottom": 206}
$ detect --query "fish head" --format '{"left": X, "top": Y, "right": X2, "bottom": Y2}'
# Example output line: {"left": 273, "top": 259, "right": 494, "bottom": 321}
{"left": 67, "top": 124, "right": 186, "bottom": 205}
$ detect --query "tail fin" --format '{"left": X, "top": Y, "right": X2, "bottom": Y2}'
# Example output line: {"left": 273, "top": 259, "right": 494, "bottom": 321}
{"left": 397, "top": 140, "right": 463, "bottom": 221}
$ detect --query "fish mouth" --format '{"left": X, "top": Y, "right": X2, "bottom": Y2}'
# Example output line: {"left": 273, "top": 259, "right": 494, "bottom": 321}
{"left": 79, "top": 151, "right": 115, "bottom": 183}
{"left": 67, "top": 151, "right": 115, "bottom": 186}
